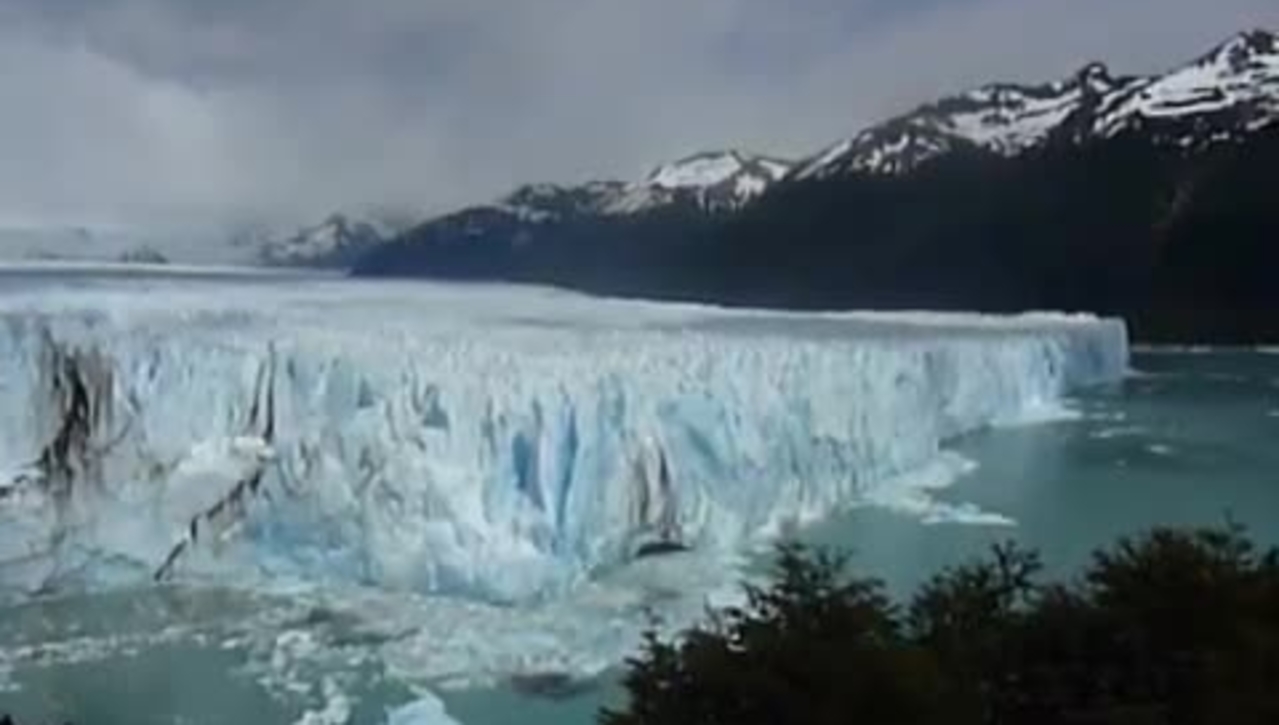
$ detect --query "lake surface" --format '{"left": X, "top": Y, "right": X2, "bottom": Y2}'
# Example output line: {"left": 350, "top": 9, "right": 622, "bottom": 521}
{"left": 3, "top": 350, "right": 1276, "bottom": 725}
{"left": 803, "top": 350, "right": 1279, "bottom": 592}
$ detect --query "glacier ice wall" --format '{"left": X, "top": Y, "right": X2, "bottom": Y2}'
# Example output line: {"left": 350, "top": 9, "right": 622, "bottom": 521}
{"left": 0, "top": 279, "right": 1129, "bottom": 603}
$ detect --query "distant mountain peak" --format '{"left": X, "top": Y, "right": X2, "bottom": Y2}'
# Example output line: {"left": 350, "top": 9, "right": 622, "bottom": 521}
{"left": 646, "top": 150, "right": 746, "bottom": 188}
{"left": 1069, "top": 61, "right": 1122, "bottom": 94}
{"left": 1182, "top": 29, "right": 1277, "bottom": 79}
{"left": 795, "top": 29, "right": 1279, "bottom": 180}
{"left": 495, "top": 182, "right": 626, "bottom": 223}
{"left": 487, "top": 150, "right": 794, "bottom": 221}
{"left": 642, "top": 150, "right": 790, "bottom": 190}
{"left": 499, "top": 183, "right": 570, "bottom": 209}
{"left": 611, "top": 150, "right": 794, "bottom": 212}
{"left": 1212, "top": 28, "right": 1277, "bottom": 61}
{"left": 1075, "top": 60, "right": 1111, "bottom": 79}
{"left": 256, "top": 210, "right": 410, "bottom": 268}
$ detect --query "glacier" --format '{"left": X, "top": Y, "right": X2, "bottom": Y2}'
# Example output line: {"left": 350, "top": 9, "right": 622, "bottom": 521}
{"left": 0, "top": 273, "right": 1129, "bottom": 606}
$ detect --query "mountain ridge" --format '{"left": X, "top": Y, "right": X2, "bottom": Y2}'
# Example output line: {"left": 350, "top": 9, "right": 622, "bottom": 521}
{"left": 488, "top": 149, "right": 796, "bottom": 220}
{"left": 362, "top": 27, "right": 1279, "bottom": 253}
{"left": 353, "top": 28, "right": 1279, "bottom": 343}
{"left": 793, "top": 28, "right": 1278, "bottom": 179}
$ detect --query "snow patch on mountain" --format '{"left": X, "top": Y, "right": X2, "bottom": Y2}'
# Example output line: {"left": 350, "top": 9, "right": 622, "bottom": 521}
{"left": 796, "top": 29, "right": 1279, "bottom": 180}
{"left": 646, "top": 151, "right": 789, "bottom": 192}
{"left": 648, "top": 153, "right": 746, "bottom": 189}
{"left": 1094, "top": 30, "right": 1279, "bottom": 138}
{"left": 479, "top": 151, "right": 794, "bottom": 225}
{"left": 257, "top": 213, "right": 410, "bottom": 268}
{"left": 605, "top": 151, "right": 794, "bottom": 214}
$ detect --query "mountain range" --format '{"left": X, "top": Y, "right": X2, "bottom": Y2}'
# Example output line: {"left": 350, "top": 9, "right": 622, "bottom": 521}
{"left": 353, "top": 29, "right": 1279, "bottom": 342}
{"left": 0, "top": 210, "right": 411, "bottom": 269}
{"left": 6, "top": 30, "right": 1274, "bottom": 341}
{"left": 250, "top": 211, "right": 417, "bottom": 268}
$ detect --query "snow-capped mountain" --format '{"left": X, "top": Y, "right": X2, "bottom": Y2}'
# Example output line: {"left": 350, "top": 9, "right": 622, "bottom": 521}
{"left": 608, "top": 151, "right": 793, "bottom": 213}
{"left": 351, "top": 150, "right": 795, "bottom": 280}
{"left": 256, "top": 212, "right": 410, "bottom": 267}
{"left": 0, "top": 210, "right": 416, "bottom": 269}
{"left": 355, "top": 29, "right": 1279, "bottom": 344}
{"left": 796, "top": 29, "right": 1279, "bottom": 179}
{"left": 489, "top": 150, "right": 794, "bottom": 223}
{"left": 492, "top": 181, "right": 628, "bottom": 223}
{"left": 1091, "top": 29, "right": 1279, "bottom": 140}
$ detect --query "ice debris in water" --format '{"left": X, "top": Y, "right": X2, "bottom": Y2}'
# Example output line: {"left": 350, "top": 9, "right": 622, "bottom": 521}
{"left": 385, "top": 693, "right": 463, "bottom": 725}
{"left": 293, "top": 677, "right": 353, "bottom": 725}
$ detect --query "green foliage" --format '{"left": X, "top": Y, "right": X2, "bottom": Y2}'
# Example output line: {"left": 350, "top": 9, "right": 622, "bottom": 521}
{"left": 601, "top": 542, "right": 952, "bottom": 725}
{"left": 603, "top": 526, "right": 1279, "bottom": 725}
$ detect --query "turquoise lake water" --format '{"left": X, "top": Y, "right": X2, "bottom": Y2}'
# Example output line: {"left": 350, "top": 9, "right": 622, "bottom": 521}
{"left": 3, "top": 351, "right": 1278, "bottom": 725}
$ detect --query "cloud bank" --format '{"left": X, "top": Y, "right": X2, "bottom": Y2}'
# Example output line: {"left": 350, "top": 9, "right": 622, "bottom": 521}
{"left": 1, "top": 0, "right": 1275, "bottom": 224}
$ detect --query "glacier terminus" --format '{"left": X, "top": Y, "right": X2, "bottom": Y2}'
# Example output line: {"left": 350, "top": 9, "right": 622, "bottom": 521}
{"left": 0, "top": 271, "right": 1128, "bottom": 609}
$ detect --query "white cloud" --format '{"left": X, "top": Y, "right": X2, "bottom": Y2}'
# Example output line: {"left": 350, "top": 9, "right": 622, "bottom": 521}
{"left": 0, "top": 0, "right": 1275, "bottom": 225}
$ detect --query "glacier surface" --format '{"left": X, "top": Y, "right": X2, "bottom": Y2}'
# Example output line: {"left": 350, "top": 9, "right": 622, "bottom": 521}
{"left": 0, "top": 272, "right": 1129, "bottom": 606}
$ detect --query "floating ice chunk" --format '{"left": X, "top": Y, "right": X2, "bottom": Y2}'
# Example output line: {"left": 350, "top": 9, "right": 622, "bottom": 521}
{"left": 294, "top": 677, "right": 353, "bottom": 725}
{"left": 859, "top": 452, "right": 1015, "bottom": 527}
{"left": 1091, "top": 426, "right": 1147, "bottom": 440}
{"left": 386, "top": 693, "right": 463, "bottom": 725}
{"left": 921, "top": 504, "right": 1017, "bottom": 528}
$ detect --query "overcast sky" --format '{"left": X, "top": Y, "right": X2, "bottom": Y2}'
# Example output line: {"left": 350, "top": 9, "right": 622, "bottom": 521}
{"left": 1, "top": 0, "right": 1276, "bottom": 225}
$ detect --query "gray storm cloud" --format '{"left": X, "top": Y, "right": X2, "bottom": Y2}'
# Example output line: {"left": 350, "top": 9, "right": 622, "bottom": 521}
{"left": 0, "top": 0, "right": 1275, "bottom": 225}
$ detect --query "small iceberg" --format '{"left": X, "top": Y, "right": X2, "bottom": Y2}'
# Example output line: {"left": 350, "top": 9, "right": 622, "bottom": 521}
{"left": 387, "top": 693, "right": 463, "bottom": 725}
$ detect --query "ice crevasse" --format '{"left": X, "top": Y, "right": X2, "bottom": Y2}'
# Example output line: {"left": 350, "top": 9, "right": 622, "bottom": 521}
{"left": 0, "top": 284, "right": 1129, "bottom": 603}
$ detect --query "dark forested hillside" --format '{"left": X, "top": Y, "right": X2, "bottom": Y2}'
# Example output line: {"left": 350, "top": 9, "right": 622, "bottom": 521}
{"left": 679, "top": 127, "right": 1279, "bottom": 342}
{"left": 355, "top": 126, "right": 1279, "bottom": 343}
{"left": 352, "top": 30, "right": 1279, "bottom": 342}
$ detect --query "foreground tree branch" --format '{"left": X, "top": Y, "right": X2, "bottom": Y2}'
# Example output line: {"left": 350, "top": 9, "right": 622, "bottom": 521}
{"left": 603, "top": 524, "right": 1279, "bottom": 725}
